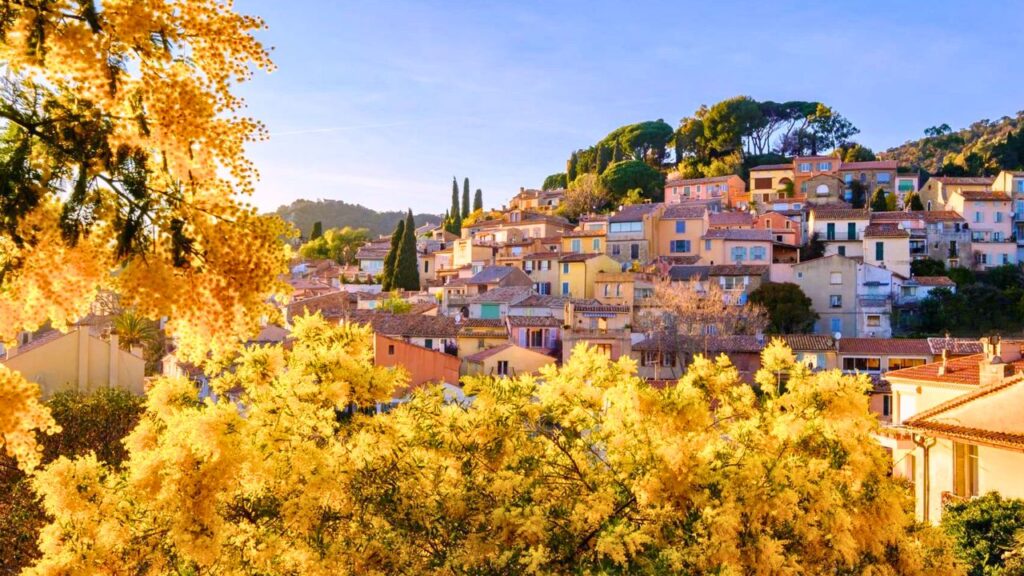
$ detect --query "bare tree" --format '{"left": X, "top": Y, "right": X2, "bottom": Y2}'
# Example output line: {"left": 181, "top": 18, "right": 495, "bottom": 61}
{"left": 559, "top": 173, "right": 610, "bottom": 220}
{"left": 636, "top": 278, "right": 768, "bottom": 379}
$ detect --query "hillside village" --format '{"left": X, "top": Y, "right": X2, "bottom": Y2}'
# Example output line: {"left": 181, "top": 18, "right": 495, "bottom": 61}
{"left": 272, "top": 159, "right": 1024, "bottom": 524}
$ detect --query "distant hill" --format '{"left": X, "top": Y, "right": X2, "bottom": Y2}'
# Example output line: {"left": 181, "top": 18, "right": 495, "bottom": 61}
{"left": 274, "top": 199, "right": 442, "bottom": 239}
{"left": 881, "top": 111, "right": 1024, "bottom": 175}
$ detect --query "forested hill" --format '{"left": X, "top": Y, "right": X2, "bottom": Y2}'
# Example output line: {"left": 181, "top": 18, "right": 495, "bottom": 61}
{"left": 274, "top": 199, "right": 441, "bottom": 239}
{"left": 881, "top": 111, "right": 1024, "bottom": 175}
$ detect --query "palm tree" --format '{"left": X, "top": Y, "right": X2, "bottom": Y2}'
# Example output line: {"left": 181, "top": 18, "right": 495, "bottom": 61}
{"left": 112, "top": 310, "right": 158, "bottom": 350}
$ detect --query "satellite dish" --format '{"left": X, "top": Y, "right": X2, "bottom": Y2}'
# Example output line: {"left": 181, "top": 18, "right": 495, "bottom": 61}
{"left": 833, "top": 332, "right": 843, "bottom": 340}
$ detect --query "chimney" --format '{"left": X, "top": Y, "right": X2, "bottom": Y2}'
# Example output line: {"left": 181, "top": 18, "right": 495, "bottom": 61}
{"left": 937, "top": 349, "right": 947, "bottom": 376}
{"left": 978, "top": 336, "right": 1015, "bottom": 386}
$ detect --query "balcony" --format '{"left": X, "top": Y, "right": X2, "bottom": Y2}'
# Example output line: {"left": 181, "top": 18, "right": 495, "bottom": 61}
{"left": 823, "top": 233, "right": 859, "bottom": 242}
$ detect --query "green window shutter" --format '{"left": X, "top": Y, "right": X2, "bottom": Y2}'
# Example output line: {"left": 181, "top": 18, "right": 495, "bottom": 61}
{"left": 480, "top": 304, "right": 501, "bottom": 319}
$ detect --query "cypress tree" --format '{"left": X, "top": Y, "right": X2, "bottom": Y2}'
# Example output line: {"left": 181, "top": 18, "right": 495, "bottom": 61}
{"left": 380, "top": 219, "right": 404, "bottom": 290}
{"left": 450, "top": 177, "right": 462, "bottom": 234}
{"left": 907, "top": 192, "right": 925, "bottom": 211}
{"left": 394, "top": 209, "right": 420, "bottom": 290}
{"left": 462, "top": 178, "right": 470, "bottom": 218}
{"left": 473, "top": 188, "right": 483, "bottom": 211}
{"left": 310, "top": 221, "right": 323, "bottom": 240}
{"left": 567, "top": 151, "right": 578, "bottom": 182}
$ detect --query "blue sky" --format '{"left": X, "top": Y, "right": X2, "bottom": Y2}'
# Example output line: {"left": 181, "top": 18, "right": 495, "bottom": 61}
{"left": 237, "top": 0, "right": 1024, "bottom": 215}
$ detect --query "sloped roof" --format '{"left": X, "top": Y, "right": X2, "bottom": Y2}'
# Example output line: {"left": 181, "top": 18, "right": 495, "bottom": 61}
{"left": 957, "top": 190, "right": 1011, "bottom": 201}
{"left": 468, "top": 265, "right": 531, "bottom": 285}
{"left": 559, "top": 252, "right": 606, "bottom": 263}
{"left": 708, "top": 212, "right": 755, "bottom": 227}
{"left": 927, "top": 337, "right": 982, "bottom": 356}
{"left": 869, "top": 210, "right": 965, "bottom": 223}
{"left": 465, "top": 286, "right": 534, "bottom": 305}
{"left": 810, "top": 207, "right": 870, "bottom": 220}
{"left": 933, "top": 176, "right": 994, "bottom": 185}
{"left": 838, "top": 338, "right": 931, "bottom": 356}
{"left": 749, "top": 163, "right": 793, "bottom": 172}
{"left": 863, "top": 223, "right": 910, "bottom": 239}
{"left": 506, "top": 315, "right": 563, "bottom": 327}
{"left": 886, "top": 351, "right": 1024, "bottom": 386}
{"left": 904, "top": 376, "right": 1024, "bottom": 452}
{"left": 703, "top": 228, "right": 773, "bottom": 242}
{"left": 781, "top": 334, "right": 835, "bottom": 351}
{"left": 609, "top": 203, "right": 662, "bottom": 222}
{"left": 665, "top": 175, "right": 736, "bottom": 186}
{"left": 839, "top": 160, "right": 898, "bottom": 171}
{"left": 632, "top": 334, "right": 763, "bottom": 353}
{"left": 287, "top": 291, "right": 356, "bottom": 319}
{"left": 911, "top": 276, "right": 955, "bottom": 287}
{"left": 667, "top": 265, "right": 710, "bottom": 282}
{"left": 661, "top": 204, "right": 706, "bottom": 219}
{"left": 347, "top": 313, "right": 458, "bottom": 338}
{"left": 709, "top": 264, "right": 770, "bottom": 277}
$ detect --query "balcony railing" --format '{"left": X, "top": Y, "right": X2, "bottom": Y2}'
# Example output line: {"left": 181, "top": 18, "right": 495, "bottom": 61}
{"left": 824, "top": 233, "right": 858, "bottom": 242}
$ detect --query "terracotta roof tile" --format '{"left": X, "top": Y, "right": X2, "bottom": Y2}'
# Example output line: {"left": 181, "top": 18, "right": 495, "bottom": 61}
{"left": 904, "top": 377, "right": 1024, "bottom": 451}
{"left": 863, "top": 223, "right": 910, "bottom": 238}
{"left": 781, "top": 334, "right": 835, "bottom": 351}
{"left": 703, "top": 228, "right": 773, "bottom": 241}
{"left": 709, "top": 264, "right": 770, "bottom": 276}
{"left": 885, "top": 352, "right": 1024, "bottom": 386}
{"left": 912, "top": 276, "right": 955, "bottom": 287}
{"left": 956, "top": 190, "right": 1010, "bottom": 201}
{"left": 506, "top": 315, "right": 563, "bottom": 327}
{"left": 933, "top": 176, "right": 994, "bottom": 185}
{"left": 839, "top": 338, "right": 932, "bottom": 356}
{"left": 927, "top": 337, "right": 982, "bottom": 356}
{"left": 749, "top": 163, "right": 793, "bottom": 171}
{"left": 665, "top": 175, "right": 737, "bottom": 186}
{"left": 347, "top": 312, "right": 458, "bottom": 338}
{"left": 661, "top": 204, "right": 707, "bottom": 219}
{"left": 839, "top": 160, "right": 898, "bottom": 171}
{"left": 708, "top": 212, "right": 755, "bottom": 227}
{"left": 810, "top": 207, "right": 870, "bottom": 220}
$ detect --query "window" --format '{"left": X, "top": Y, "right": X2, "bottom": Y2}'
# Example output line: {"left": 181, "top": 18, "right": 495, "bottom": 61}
{"left": 830, "top": 272, "right": 843, "bottom": 285}
{"left": 877, "top": 173, "right": 891, "bottom": 183}
{"left": 980, "top": 253, "right": 989, "bottom": 265}
{"left": 953, "top": 442, "right": 979, "bottom": 498}
{"left": 387, "top": 344, "right": 395, "bottom": 355}
{"left": 799, "top": 162, "right": 811, "bottom": 172}
{"left": 562, "top": 263, "right": 569, "bottom": 274}
{"left": 496, "top": 360, "right": 509, "bottom": 376}
{"left": 848, "top": 222, "right": 856, "bottom": 240}
{"left": 801, "top": 183, "right": 808, "bottom": 194}
{"left": 826, "top": 223, "right": 836, "bottom": 240}
{"left": 721, "top": 276, "right": 746, "bottom": 290}
{"left": 609, "top": 221, "right": 643, "bottom": 233}
{"left": 844, "top": 173, "right": 853, "bottom": 184}
{"left": 830, "top": 295, "right": 842, "bottom": 308}
{"left": 898, "top": 179, "right": 914, "bottom": 192}
{"left": 818, "top": 161, "right": 832, "bottom": 171}
{"left": 642, "top": 351, "right": 676, "bottom": 367}
{"left": 830, "top": 318, "right": 842, "bottom": 334}
{"left": 670, "top": 240, "right": 691, "bottom": 253}
{"left": 994, "top": 232, "right": 1004, "bottom": 241}
{"left": 615, "top": 283, "right": 622, "bottom": 296}
{"left": 753, "top": 177, "right": 772, "bottom": 189}
{"left": 816, "top": 184, "right": 830, "bottom": 197}
{"left": 592, "top": 238, "right": 601, "bottom": 251}
{"left": 730, "top": 246, "right": 748, "bottom": 262}
{"left": 996, "top": 212, "right": 1004, "bottom": 224}
{"left": 875, "top": 241, "right": 884, "bottom": 261}
{"left": 675, "top": 220, "right": 686, "bottom": 233}
{"left": 882, "top": 395, "right": 892, "bottom": 417}
{"left": 1003, "top": 253, "right": 1011, "bottom": 265}
{"left": 478, "top": 338, "right": 486, "bottom": 350}
{"left": 528, "top": 329, "right": 545, "bottom": 348}
{"left": 535, "top": 282, "right": 551, "bottom": 295}
{"left": 705, "top": 239, "right": 712, "bottom": 251}
{"left": 561, "top": 282, "right": 570, "bottom": 295}
{"left": 424, "top": 338, "right": 434, "bottom": 350}
{"left": 423, "top": 261, "right": 430, "bottom": 273}
{"left": 751, "top": 246, "right": 767, "bottom": 261}
{"left": 867, "top": 315, "right": 881, "bottom": 327}
{"left": 975, "top": 211, "right": 983, "bottom": 223}
{"left": 611, "top": 244, "right": 621, "bottom": 256}
{"left": 630, "top": 244, "right": 640, "bottom": 259}
{"left": 1017, "top": 180, "right": 1024, "bottom": 193}
{"left": 888, "top": 357, "right": 926, "bottom": 370}
{"left": 571, "top": 238, "right": 581, "bottom": 252}
{"left": 842, "top": 357, "right": 881, "bottom": 372}
{"left": 683, "top": 186, "right": 691, "bottom": 196}
{"left": 838, "top": 246, "right": 846, "bottom": 256}
{"left": 603, "top": 284, "right": 610, "bottom": 297}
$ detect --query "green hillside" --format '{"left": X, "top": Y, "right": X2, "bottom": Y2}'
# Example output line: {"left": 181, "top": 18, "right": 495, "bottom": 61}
{"left": 274, "top": 199, "right": 441, "bottom": 239}
{"left": 881, "top": 111, "right": 1024, "bottom": 175}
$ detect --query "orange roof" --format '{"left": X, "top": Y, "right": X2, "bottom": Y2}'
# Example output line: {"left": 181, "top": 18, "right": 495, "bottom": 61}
{"left": 905, "top": 376, "right": 1024, "bottom": 451}
{"left": 956, "top": 190, "right": 1011, "bottom": 201}
{"left": 863, "top": 223, "right": 910, "bottom": 238}
{"left": 839, "top": 160, "right": 898, "bottom": 171}
{"left": 886, "top": 352, "right": 1024, "bottom": 386}
{"left": 839, "top": 338, "right": 931, "bottom": 356}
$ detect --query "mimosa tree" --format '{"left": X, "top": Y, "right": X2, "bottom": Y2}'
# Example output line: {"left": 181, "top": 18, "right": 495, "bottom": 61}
{"left": 0, "top": 0, "right": 290, "bottom": 467}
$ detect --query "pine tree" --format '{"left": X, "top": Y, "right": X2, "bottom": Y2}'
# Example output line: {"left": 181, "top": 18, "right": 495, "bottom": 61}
{"left": 394, "top": 210, "right": 420, "bottom": 291}
{"left": 473, "top": 189, "right": 483, "bottom": 211}
{"left": 567, "top": 151, "right": 578, "bottom": 182}
{"left": 310, "top": 221, "right": 323, "bottom": 240}
{"left": 380, "top": 219, "right": 405, "bottom": 290}
{"left": 462, "top": 178, "right": 470, "bottom": 219}
{"left": 870, "top": 187, "right": 890, "bottom": 212}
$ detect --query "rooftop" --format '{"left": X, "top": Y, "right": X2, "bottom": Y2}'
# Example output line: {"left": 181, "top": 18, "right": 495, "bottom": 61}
{"left": 905, "top": 376, "right": 1024, "bottom": 452}
{"left": 665, "top": 174, "right": 737, "bottom": 186}
{"left": 709, "top": 264, "right": 770, "bottom": 277}
{"left": 609, "top": 203, "right": 662, "bottom": 223}
{"left": 708, "top": 212, "right": 755, "bottom": 227}
{"left": 956, "top": 190, "right": 1011, "bottom": 201}
{"left": 348, "top": 312, "right": 458, "bottom": 338}
{"left": 933, "top": 176, "right": 995, "bottom": 186}
{"left": 749, "top": 163, "right": 793, "bottom": 172}
{"left": 910, "top": 276, "right": 956, "bottom": 287}
{"left": 863, "top": 223, "right": 910, "bottom": 239}
{"left": 886, "top": 351, "right": 1024, "bottom": 386}
{"left": 839, "top": 160, "right": 898, "bottom": 171}
{"left": 661, "top": 204, "right": 707, "bottom": 219}
{"left": 810, "top": 207, "right": 870, "bottom": 220}
{"left": 838, "top": 338, "right": 932, "bottom": 356}
{"left": 703, "top": 228, "right": 773, "bottom": 242}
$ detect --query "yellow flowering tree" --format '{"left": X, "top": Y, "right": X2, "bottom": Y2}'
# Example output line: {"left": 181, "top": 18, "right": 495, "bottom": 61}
{"left": 0, "top": 1, "right": 290, "bottom": 465}
{"left": 28, "top": 330, "right": 958, "bottom": 574}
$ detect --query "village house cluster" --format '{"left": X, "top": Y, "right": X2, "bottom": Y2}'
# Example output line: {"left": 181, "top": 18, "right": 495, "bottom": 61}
{"left": 4, "top": 158, "right": 1023, "bottom": 526}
